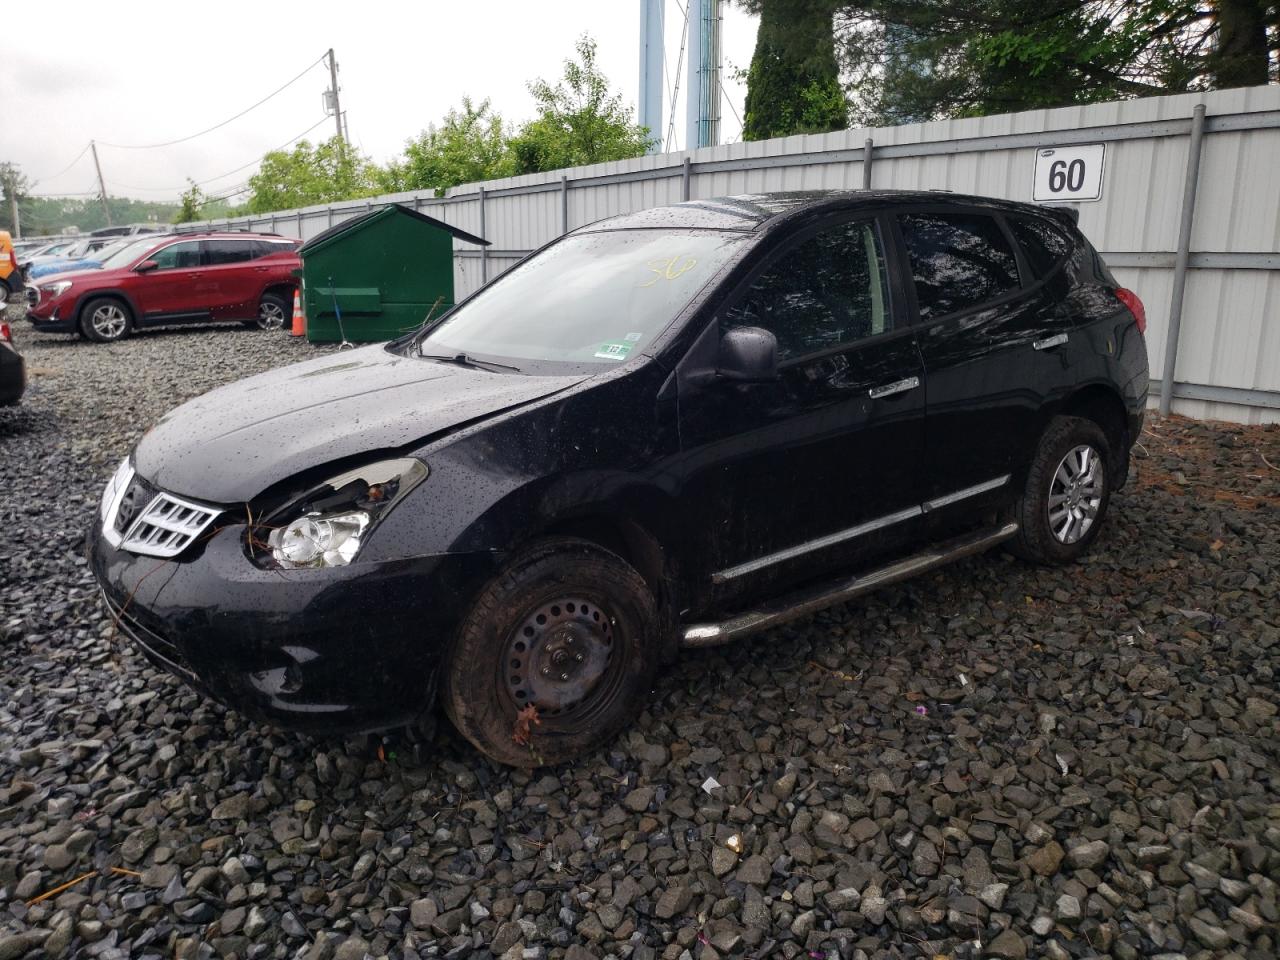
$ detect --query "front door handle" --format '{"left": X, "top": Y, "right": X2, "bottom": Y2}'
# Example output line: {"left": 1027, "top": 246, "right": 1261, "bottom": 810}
{"left": 1033, "top": 333, "right": 1069, "bottom": 351}
{"left": 869, "top": 375, "right": 920, "bottom": 400}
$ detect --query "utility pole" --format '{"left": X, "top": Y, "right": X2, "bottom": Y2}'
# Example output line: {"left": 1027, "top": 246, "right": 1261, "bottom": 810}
{"left": 327, "top": 49, "right": 344, "bottom": 145}
{"left": 638, "top": 0, "right": 665, "bottom": 154}
{"left": 684, "top": 0, "right": 722, "bottom": 150}
{"left": 1, "top": 168, "right": 19, "bottom": 239}
{"left": 90, "top": 140, "right": 112, "bottom": 226}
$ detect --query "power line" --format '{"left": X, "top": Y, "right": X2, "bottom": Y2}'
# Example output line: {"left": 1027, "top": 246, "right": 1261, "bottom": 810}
{"left": 96, "top": 53, "right": 327, "bottom": 150}
{"left": 30, "top": 144, "right": 93, "bottom": 189}
{"left": 99, "top": 116, "right": 331, "bottom": 197}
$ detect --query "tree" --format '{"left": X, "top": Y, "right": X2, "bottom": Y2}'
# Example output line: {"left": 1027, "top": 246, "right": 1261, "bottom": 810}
{"left": 509, "top": 35, "right": 653, "bottom": 174}
{"left": 737, "top": 0, "right": 849, "bottom": 140}
{"left": 173, "top": 180, "right": 206, "bottom": 224}
{"left": 244, "top": 137, "right": 381, "bottom": 214}
{"left": 0, "top": 162, "right": 31, "bottom": 236}
{"left": 385, "top": 98, "right": 514, "bottom": 196}
{"left": 837, "top": 0, "right": 1279, "bottom": 126}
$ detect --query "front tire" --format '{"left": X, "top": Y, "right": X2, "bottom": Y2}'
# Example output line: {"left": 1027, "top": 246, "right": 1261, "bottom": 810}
{"left": 254, "top": 292, "right": 289, "bottom": 331}
{"left": 442, "top": 538, "right": 660, "bottom": 768}
{"left": 80, "top": 297, "right": 134, "bottom": 343}
{"left": 1009, "top": 415, "right": 1112, "bottom": 564}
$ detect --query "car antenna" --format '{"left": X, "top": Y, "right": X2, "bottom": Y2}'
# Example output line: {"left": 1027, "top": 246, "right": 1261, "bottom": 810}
{"left": 327, "top": 275, "right": 354, "bottom": 351}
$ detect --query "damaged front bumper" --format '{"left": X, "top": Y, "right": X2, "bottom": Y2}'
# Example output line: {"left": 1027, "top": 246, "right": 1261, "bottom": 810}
{"left": 88, "top": 521, "right": 499, "bottom": 734}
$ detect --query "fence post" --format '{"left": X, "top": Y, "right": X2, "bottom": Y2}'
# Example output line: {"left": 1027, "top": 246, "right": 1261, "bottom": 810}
{"left": 327, "top": 207, "right": 334, "bottom": 228}
{"left": 862, "top": 138, "right": 874, "bottom": 190}
{"left": 682, "top": 156, "right": 692, "bottom": 201}
{"left": 479, "top": 187, "right": 488, "bottom": 284}
{"left": 296, "top": 210, "right": 303, "bottom": 238}
{"left": 560, "top": 175, "right": 569, "bottom": 235}
{"left": 1160, "top": 103, "right": 1206, "bottom": 417}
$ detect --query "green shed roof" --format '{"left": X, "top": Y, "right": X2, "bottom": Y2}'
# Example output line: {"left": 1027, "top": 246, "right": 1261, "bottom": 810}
{"left": 299, "top": 203, "right": 489, "bottom": 256}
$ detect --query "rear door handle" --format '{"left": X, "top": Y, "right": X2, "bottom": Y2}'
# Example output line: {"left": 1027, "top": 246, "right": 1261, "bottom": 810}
{"left": 1033, "top": 333, "right": 1068, "bottom": 351}
{"left": 868, "top": 375, "right": 920, "bottom": 400}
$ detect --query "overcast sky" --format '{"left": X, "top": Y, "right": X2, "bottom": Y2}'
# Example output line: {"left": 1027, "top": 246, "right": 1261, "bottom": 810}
{"left": 1, "top": 1, "right": 759, "bottom": 204}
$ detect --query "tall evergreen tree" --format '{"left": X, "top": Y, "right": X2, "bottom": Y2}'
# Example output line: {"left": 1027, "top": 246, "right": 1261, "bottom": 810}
{"left": 739, "top": 0, "right": 849, "bottom": 140}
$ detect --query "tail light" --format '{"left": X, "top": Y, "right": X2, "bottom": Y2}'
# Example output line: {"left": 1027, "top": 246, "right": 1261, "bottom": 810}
{"left": 1116, "top": 287, "right": 1146, "bottom": 335}
{"left": 0, "top": 321, "right": 11, "bottom": 343}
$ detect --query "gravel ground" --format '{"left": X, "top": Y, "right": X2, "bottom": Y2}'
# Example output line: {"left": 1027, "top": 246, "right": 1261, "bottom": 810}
{"left": 1, "top": 318, "right": 1278, "bottom": 960}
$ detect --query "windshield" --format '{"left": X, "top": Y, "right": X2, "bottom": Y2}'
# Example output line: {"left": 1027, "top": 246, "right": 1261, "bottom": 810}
{"left": 99, "top": 236, "right": 165, "bottom": 269}
{"left": 418, "top": 229, "right": 746, "bottom": 370}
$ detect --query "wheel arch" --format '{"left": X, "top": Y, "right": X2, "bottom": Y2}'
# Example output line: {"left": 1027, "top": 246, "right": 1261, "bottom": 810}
{"left": 1056, "top": 383, "right": 1131, "bottom": 485}
{"left": 538, "top": 513, "right": 682, "bottom": 661}
{"left": 76, "top": 289, "right": 139, "bottom": 325}
{"left": 260, "top": 281, "right": 297, "bottom": 304}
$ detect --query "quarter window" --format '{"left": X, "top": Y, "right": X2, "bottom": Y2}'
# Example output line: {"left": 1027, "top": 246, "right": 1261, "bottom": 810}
{"left": 149, "top": 241, "right": 202, "bottom": 270}
{"left": 899, "top": 213, "right": 1021, "bottom": 321}
{"left": 721, "top": 219, "right": 892, "bottom": 361}
{"left": 1008, "top": 216, "right": 1072, "bottom": 278}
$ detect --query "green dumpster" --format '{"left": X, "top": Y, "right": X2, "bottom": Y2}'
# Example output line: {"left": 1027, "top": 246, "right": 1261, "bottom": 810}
{"left": 298, "top": 203, "right": 488, "bottom": 343}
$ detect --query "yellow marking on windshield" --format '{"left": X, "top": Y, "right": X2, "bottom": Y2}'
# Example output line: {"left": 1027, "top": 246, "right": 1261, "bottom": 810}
{"left": 639, "top": 254, "right": 698, "bottom": 287}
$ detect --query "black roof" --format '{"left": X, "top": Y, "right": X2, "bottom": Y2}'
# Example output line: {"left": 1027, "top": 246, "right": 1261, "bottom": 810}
{"left": 579, "top": 190, "right": 1076, "bottom": 233}
{"left": 300, "top": 203, "right": 489, "bottom": 255}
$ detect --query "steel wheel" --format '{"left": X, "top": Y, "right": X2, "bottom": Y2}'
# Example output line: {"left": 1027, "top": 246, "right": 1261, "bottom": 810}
{"left": 1048, "top": 443, "right": 1104, "bottom": 544}
{"left": 503, "top": 597, "right": 618, "bottom": 719}
{"left": 91, "top": 303, "right": 128, "bottom": 340}
{"left": 256, "top": 297, "right": 287, "bottom": 330}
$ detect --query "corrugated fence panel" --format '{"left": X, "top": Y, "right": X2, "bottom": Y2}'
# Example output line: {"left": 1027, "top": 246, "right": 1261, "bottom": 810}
{"left": 176, "top": 84, "right": 1280, "bottom": 423}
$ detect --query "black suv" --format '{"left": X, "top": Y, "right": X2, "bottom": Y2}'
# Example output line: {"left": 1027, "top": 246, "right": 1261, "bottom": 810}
{"left": 90, "top": 191, "right": 1149, "bottom": 766}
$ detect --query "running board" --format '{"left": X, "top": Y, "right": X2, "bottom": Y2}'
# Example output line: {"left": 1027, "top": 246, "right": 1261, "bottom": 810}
{"left": 680, "top": 521, "right": 1019, "bottom": 648}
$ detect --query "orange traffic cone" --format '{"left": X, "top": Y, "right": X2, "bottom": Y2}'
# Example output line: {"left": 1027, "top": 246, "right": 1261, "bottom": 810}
{"left": 290, "top": 288, "right": 306, "bottom": 337}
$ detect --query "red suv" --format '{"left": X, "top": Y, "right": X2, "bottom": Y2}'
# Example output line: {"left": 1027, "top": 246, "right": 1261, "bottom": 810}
{"left": 25, "top": 232, "right": 302, "bottom": 342}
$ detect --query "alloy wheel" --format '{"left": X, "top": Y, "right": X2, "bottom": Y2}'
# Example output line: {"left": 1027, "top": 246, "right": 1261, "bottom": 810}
{"left": 257, "top": 300, "right": 286, "bottom": 330}
{"left": 1048, "top": 443, "right": 1104, "bottom": 544}
{"left": 91, "top": 304, "right": 128, "bottom": 340}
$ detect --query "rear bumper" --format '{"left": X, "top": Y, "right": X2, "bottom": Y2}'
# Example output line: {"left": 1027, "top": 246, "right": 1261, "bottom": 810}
{"left": 89, "top": 520, "right": 500, "bottom": 734}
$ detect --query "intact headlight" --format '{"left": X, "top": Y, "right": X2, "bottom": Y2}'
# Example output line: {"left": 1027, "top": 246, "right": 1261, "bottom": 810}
{"left": 42, "top": 279, "right": 73, "bottom": 298}
{"left": 260, "top": 458, "right": 428, "bottom": 569}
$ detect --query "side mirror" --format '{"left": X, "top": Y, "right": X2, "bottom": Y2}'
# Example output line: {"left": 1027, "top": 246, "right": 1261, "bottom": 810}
{"left": 135, "top": 260, "right": 159, "bottom": 273}
{"left": 718, "top": 326, "right": 778, "bottom": 382}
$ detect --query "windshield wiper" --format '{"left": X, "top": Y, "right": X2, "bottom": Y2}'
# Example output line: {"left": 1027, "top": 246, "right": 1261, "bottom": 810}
{"left": 419, "top": 351, "right": 522, "bottom": 374}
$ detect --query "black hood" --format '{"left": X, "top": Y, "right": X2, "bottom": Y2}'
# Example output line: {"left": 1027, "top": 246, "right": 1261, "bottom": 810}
{"left": 134, "top": 345, "right": 585, "bottom": 503}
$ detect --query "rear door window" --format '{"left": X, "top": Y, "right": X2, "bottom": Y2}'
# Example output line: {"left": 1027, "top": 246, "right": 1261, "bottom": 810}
{"left": 721, "top": 219, "right": 893, "bottom": 361}
{"left": 1007, "top": 215, "right": 1073, "bottom": 278}
{"left": 203, "top": 240, "right": 257, "bottom": 266}
{"left": 899, "top": 213, "right": 1021, "bottom": 321}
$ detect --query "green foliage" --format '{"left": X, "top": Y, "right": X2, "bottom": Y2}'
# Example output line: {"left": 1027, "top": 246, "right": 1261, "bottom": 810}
{"left": 244, "top": 137, "right": 381, "bottom": 214}
{"left": 838, "top": 0, "right": 1278, "bottom": 126}
{"left": 508, "top": 35, "right": 653, "bottom": 174}
{"left": 6, "top": 196, "right": 175, "bottom": 235}
{"left": 384, "top": 98, "right": 514, "bottom": 196}
{"left": 173, "top": 180, "right": 206, "bottom": 224}
{"left": 741, "top": 0, "right": 849, "bottom": 140}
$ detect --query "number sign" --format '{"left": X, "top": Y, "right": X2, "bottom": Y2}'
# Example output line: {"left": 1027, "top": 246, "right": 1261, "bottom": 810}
{"left": 1033, "top": 144, "right": 1105, "bottom": 203}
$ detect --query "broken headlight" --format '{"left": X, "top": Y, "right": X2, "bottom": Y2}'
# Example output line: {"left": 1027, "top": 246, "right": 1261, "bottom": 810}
{"left": 260, "top": 458, "right": 428, "bottom": 569}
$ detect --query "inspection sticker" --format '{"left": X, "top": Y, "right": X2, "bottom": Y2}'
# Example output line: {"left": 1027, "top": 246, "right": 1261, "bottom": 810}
{"left": 594, "top": 342, "right": 633, "bottom": 361}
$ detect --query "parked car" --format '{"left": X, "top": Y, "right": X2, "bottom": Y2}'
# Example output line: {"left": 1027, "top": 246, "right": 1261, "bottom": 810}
{"left": 0, "top": 319, "right": 26, "bottom": 405}
{"left": 89, "top": 223, "right": 167, "bottom": 238}
{"left": 24, "top": 237, "right": 137, "bottom": 282}
{"left": 0, "top": 231, "right": 18, "bottom": 302}
{"left": 27, "top": 232, "right": 302, "bottom": 341}
{"left": 16, "top": 238, "right": 79, "bottom": 270}
{"left": 89, "top": 190, "right": 1149, "bottom": 766}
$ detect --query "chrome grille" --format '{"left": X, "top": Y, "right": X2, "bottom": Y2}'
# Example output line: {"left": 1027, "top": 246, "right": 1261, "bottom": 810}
{"left": 115, "top": 475, "right": 158, "bottom": 535}
{"left": 120, "top": 492, "right": 222, "bottom": 558}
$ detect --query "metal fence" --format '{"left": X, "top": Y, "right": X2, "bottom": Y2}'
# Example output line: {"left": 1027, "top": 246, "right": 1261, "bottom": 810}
{"left": 180, "top": 84, "right": 1280, "bottom": 424}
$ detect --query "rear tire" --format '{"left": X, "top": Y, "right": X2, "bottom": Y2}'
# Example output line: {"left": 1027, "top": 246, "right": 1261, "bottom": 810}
{"left": 79, "top": 297, "right": 134, "bottom": 343}
{"left": 1008, "top": 415, "right": 1112, "bottom": 565}
{"left": 441, "top": 538, "right": 660, "bottom": 768}
{"left": 254, "top": 292, "right": 289, "bottom": 331}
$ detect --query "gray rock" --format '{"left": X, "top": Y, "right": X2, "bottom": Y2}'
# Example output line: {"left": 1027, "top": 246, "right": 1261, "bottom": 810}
{"left": 986, "top": 929, "right": 1027, "bottom": 960}
{"left": 1066, "top": 839, "right": 1109, "bottom": 870}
